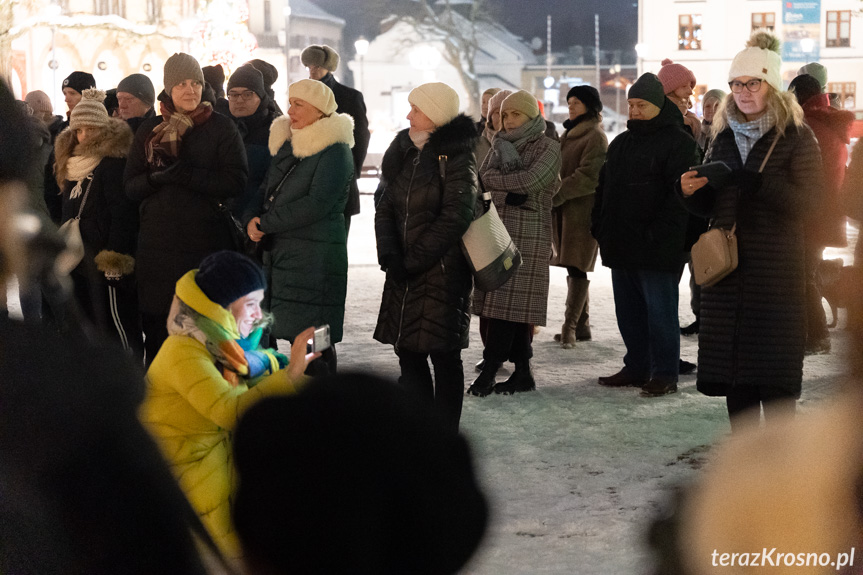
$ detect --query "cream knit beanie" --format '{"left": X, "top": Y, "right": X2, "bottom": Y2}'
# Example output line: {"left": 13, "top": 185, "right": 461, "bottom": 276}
{"left": 728, "top": 31, "right": 783, "bottom": 92}
{"left": 69, "top": 89, "right": 111, "bottom": 130}
{"left": 408, "top": 82, "right": 460, "bottom": 127}
{"left": 501, "top": 90, "right": 540, "bottom": 120}
{"left": 289, "top": 79, "right": 337, "bottom": 116}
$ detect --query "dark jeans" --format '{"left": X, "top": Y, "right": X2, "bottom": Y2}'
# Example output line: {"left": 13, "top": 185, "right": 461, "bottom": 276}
{"left": 611, "top": 268, "right": 679, "bottom": 380}
{"left": 141, "top": 311, "right": 169, "bottom": 368}
{"left": 726, "top": 385, "right": 797, "bottom": 432}
{"left": 483, "top": 319, "right": 533, "bottom": 364}
{"left": 397, "top": 348, "right": 464, "bottom": 433}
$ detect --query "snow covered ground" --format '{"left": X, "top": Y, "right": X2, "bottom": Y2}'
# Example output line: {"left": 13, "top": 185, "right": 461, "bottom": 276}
{"left": 5, "top": 184, "right": 856, "bottom": 574}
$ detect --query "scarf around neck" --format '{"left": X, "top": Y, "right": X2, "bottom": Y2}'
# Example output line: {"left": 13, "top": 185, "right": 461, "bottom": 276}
{"left": 488, "top": 113, "right": 545, "bottom": 172}
{"left": 727, "top": 110, "right": 776, "bottom": 165}
{"left": 65, "top": 153, "right": 101, "bottom": 199}
{"left": 145, "top": 99, "right": 213, "bottom": 169}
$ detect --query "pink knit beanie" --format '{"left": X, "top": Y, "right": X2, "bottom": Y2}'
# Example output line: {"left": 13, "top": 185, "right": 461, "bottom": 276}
{"left": 657, "top": 59, "right": 696, "bottom": 94}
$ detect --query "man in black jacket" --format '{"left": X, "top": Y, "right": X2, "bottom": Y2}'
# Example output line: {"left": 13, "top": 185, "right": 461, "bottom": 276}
{"left": 591, "top": 73, "right": 700, "bottom": 397}
{"left": 302, "top": 44, "right": 370, "bottom": 236}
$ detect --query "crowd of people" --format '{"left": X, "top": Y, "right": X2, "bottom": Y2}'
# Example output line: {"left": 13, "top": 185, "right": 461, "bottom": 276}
{"left": 2, "top": 28, "right": 863, "bottom": 571}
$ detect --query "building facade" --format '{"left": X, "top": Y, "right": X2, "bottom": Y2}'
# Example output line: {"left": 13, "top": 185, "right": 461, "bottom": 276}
{"left": 638, "top": 0, "right": 863, "bottom": 111}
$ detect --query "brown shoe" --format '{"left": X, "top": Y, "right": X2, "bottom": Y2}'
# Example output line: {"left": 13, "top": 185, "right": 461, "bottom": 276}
{"left": 639, "top": 378, "right": 678, "bottom": 397}
{"left": 598, "top": 369, "right": 648, "bottom": 388}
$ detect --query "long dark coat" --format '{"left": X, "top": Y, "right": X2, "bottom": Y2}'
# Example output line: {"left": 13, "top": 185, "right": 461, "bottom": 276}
{"left": 473, "top": 118, "right": 562, "bottom": 326}
{"left": 124, "top": 104, "right": 248, "bottom": 316}
{"left": 374, "top": 114, "right": 478, "bottom": 353}
{"left": 320, "top": 73, "right": 370, "bottom": 218}
{"left": 683, "top": 122, "right": 823, "bottom": 397}
{"left": 550, "top": 117, "right": 607, "bottom": 272}
{"left": 591, "top": 100, "right": 700, "bottom": 273}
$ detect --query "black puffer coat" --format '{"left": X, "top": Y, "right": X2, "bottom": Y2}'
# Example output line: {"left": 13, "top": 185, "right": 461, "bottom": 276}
{"left": 592, "top": 100, "right": 701, "bottom": 272}
{"left": 124, "top": 102, "right": 248, "bottom": 316}
{"left": 374, "top": 114, "right": 478, "bottom": 353}
{"left": 682, "top": 122, "right": 822, "bottom": 397}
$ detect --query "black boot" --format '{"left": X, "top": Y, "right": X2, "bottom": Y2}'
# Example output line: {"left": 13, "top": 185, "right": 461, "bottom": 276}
{"left": 680, "top": 316, "right": 700, "bottom": 336}
{"left": 493, "top": 362, "right": 536, "bottom": 395}
{"left": 467, "top": 361, "right": 501, "bottom": 397}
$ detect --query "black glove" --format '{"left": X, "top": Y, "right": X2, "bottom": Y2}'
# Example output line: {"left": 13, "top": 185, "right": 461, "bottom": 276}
{"left": 505, "top": 192, "right": 527, "bottom": 206}
{"left": 730, "top": 169, "right": 762, "bottom": 194}
{"left": 384, "top": 256, "right": 409, "bottom": 283}
{"left": 148, "top": 161, "right": 192, "bottom": 187}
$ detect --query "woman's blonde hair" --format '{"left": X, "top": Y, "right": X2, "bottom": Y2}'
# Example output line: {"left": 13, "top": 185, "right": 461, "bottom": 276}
{"left": 711, "top": 83, "right": 805, "bottom": 139}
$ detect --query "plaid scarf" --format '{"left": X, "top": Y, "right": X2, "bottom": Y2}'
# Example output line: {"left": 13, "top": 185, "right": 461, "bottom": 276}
{"left": 726, "top": 110, "right": 776, "bottom": 165}
{"left": 145, "top": 99, "right": 213, "bottom": 169}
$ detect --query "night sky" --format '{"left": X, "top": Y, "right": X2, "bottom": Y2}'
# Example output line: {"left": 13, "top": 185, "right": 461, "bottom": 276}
{"left": 312, "top": 0, "right": 639, "bottom": 54}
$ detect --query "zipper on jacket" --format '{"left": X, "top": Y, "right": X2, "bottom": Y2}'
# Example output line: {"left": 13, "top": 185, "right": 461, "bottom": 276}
{"left": 440, "top": 259, "right": 446, "bottom": 274}
{"left": 396, "top": 151, "right": 421, "bottom": 348}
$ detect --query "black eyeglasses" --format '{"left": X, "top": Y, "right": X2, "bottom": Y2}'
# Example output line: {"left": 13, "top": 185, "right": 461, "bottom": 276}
{"left": 728, "top": 79, "right": 764, "bottom": 93}
{"left": 227, "top": 90, "right": 256, "bottom": 101}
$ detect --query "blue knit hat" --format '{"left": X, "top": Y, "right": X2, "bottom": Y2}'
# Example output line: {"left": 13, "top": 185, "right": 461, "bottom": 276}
{"left": 195, "top": 251, "right": 266, "bottom": 308}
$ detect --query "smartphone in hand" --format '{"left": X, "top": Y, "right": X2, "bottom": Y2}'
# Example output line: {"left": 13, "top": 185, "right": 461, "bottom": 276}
{"left": 690, "top": 161, "right": 732, "bottom": 187}
{"left": 307, "top": 325, "right": 331, "bottom": 353}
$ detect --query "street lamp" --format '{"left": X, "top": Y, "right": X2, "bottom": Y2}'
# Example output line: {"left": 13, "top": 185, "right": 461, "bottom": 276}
{"left": 634, "top": 42, "right": 649, "bottom": 77}
{"left": 354, "top": 35, "right": 369, "bottom": 93}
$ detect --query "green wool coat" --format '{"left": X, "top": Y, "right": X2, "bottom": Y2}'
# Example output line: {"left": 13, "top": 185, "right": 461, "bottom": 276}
{"left": 250, "top": 113, "right": 354, "bottom": 342}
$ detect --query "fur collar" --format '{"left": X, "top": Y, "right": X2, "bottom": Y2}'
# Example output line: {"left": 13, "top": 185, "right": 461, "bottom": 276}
{"left": 267, "top": 113, "right": 354, "bottom": 158}
{"left": 54, "top": 119, "right": 133, "bottom": 185}
{"left": 382, "top": 114, "right": 479, "bottom": 182}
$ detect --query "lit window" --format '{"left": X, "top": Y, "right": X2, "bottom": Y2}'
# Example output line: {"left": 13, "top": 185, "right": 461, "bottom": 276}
{"left": 826, "top": 11, "right": 851, "bottom": 48}
{"left": 751, "top": 12, "right": 775, "bottom": 32}
{"left": 679, "top": 14, "right": 702, "bottom": 51}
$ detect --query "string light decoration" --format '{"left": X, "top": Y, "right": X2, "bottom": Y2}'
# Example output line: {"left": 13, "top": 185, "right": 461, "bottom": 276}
{"left": 190, "top": 0, "right": 257, "bottom": 75}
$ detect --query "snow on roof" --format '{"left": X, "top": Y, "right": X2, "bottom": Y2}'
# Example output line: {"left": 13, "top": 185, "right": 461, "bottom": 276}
{"left": 290, "top": 0, "right": 346, "bottom": 27}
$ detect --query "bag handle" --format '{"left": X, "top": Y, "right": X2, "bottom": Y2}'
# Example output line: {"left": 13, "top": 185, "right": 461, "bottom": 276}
{"left": 262, "top": 158, "right": 301, "bottom": 213}
{"left": 758, "top": 134, "right": 780, "bottom": 173}
{"left": 73, "top": 176, "right": 95, "bottom": 220}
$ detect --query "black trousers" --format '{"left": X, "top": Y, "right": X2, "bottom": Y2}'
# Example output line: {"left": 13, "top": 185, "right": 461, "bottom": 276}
{"left": 726, "top": 385, "right": 797, "bottom": 432}
{"left": 141, "top": 311, "right": 169, "bottom": 368}
{"left": 483, "top": 318, "right": 533, "bottom": 364}
{"left": 396, "top": 348, "right": 464, "bottom": 433}
{"left": 804, "top": 243, "right": 829, "bottom": 342}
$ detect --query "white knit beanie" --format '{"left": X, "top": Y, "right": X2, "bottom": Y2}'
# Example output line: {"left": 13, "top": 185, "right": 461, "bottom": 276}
{"left": 69, "top": 89, "right": 111, "bottom": 130}
{"left": 727, "top": 31, "right": 783, "bottom": 92}
{"left": 408, "top": 82, "right": 460, "bottom": 127}
{"left": 289, "top": 79, "right": 337, "bottom": 116}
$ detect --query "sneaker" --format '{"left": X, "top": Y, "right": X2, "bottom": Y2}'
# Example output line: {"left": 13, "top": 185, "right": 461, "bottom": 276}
{"left": 680, "top": 319, "right": 700, "bottom": 336}
{"left": 640, "top": 378, "right": 678, "bottom": 397}
{"left": 598, "top": 369, "right": 648, "bottom": 388}
{"left": 679, "top": 359, "right": 697, "bottom": 375}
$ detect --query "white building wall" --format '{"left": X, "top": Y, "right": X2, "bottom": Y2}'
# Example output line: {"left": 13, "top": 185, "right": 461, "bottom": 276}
{"left": 638, "top": 0, "right": 863, "bottom": 109}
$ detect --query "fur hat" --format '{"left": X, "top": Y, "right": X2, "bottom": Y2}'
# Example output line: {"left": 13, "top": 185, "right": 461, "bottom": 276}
{"left": 702, "top": 88, "right": 727, "bottom": 106}
{"left": 232, "top": 373, "right": 489, "bottom": 575}
{"left": 797, "top": 62, "right": 827, "bottom": 90}
{"left": 657, "top": 59, "right": 696, "bottom": 94}
{"left": 301, "top": 45, "right": 340, "bottom": 72}
{"left": 116, "top": 74, "right": 155, "bottom": 108}
{"left": 728, "top": 31, "right": 783, "bottom": 92}
{"left": 62, "top": 71, "right": 96, "bottom": 95}
{"left": 789, "top": 74, "right": 822, "bottom": 106}
{"left": 194, "top": 250, "right": 266, "bottom": 308}
{"left": 163, "top": 53, "right": 204, "bottom": 96}
{"left": 24, "top": 90, "right": 53, "bottom": 114}
{"left": 408, "top": 82, "right": 460, "bottom": 127}
{"left": 501, "top": 90, "right": 540, "bottom": 120}
{"left": 566, "top": 85, "right": 603, "bottom": 114}
{"left": 69, "top": 89, "right": 111, "bottom": 130}
{"left": 628, "top": 73, "right": 666, "bottom": 109}
{"left": 228, "top": 65, "right": 266, "bottom": 100}
{"left": 289, "top": 79, "right": 337, "bottom": 116}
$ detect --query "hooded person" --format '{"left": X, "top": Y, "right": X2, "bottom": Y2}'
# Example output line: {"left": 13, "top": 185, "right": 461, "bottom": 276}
{"left": 53, "top": 88, "right": 143, "bottom": 356}
{"left": 232, "top": 372, "right": 489, "bottom": 575}
{"left": 550, "top": 85, "right": 608, "bottom": 349}
{"left": 680, "top": 31, "right": 824, "bottom": 428}
{"left": 789, "top": 73, "right": 854, "bottom": 355}
{"left": 374, "top": 81, "right": 478, "bottom": 431}
{"left": 592, "top": 73, "right": 700, "bottom": 397}
{"left": 301, "top": 44, "right": 369, "bottom": 236}
{"left": 123, "top": 52, "right": 248, "bottom": 366}
{"left": 469, "top": 90, "right": 562, "bottom": 397}
{"left": 242, "top": 79, "right": 354, "bottom": 377}
{"left": 225, "top": 64, "right": 279, "bottom": 221}
{"left": 658, "top": 58, "right": 702, "bottom": 144}
{"left": 140, "top": 250, "right": 319, "bottom": 560}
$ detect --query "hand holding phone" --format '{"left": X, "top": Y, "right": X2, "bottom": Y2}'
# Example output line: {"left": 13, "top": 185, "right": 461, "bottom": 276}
{"left": 307, "top": 325, "right": 331, "bottom": 354}
{"left": 689, "top": 161, "right": 732, "bottom": 186}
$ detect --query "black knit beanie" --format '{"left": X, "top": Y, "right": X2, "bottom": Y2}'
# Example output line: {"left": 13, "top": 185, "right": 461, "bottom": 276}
{"left": 789, "top": 74, "right": 822, "bottom": 106}
{"left": 195, "top": 251, "right": 266, "bottom": 308}
{"left": 628, "top": 73, "right": 666, "bottom": 110}
{"left": 202, "top": 64, "right": 225, "bottom": 98}
{"left": 566, "top": 85, "right": 603, "bottom": 115}
{"left": 227, "top": 65, "right": 266, "bottom": 100}
{"left": 62, "top": 71, "right": 96, "bottom": 95}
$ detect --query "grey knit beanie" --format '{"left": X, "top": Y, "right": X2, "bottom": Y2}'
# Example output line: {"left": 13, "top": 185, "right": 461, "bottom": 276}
{"left": 117, "top": 73, "right": 155, "bottom": 107}
{"left": 163, "top": 53, "right": 204, "bottom": 96}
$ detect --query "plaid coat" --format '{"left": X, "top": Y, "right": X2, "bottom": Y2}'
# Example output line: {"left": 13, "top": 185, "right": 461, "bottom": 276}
{"left": 474, "top": 126, "right": 561, "bottom": 325}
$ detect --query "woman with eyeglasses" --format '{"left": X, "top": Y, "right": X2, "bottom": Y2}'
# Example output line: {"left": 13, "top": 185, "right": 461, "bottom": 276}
{"left": 679, "top": 32, "right": 823, "bottom": 430}
{"left": 125, "top": 53, "right": 248, "bottom": 365}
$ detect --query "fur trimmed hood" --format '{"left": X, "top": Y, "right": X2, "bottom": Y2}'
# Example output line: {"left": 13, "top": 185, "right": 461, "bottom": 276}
{"left": 381, "top": 113, "right": 479, "bottom": 183}
{"left": 54, "top": 118, "right": 133, "bottom": 185}
{"left": 268, "top": 113, "right": 354, "bottom": 158}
